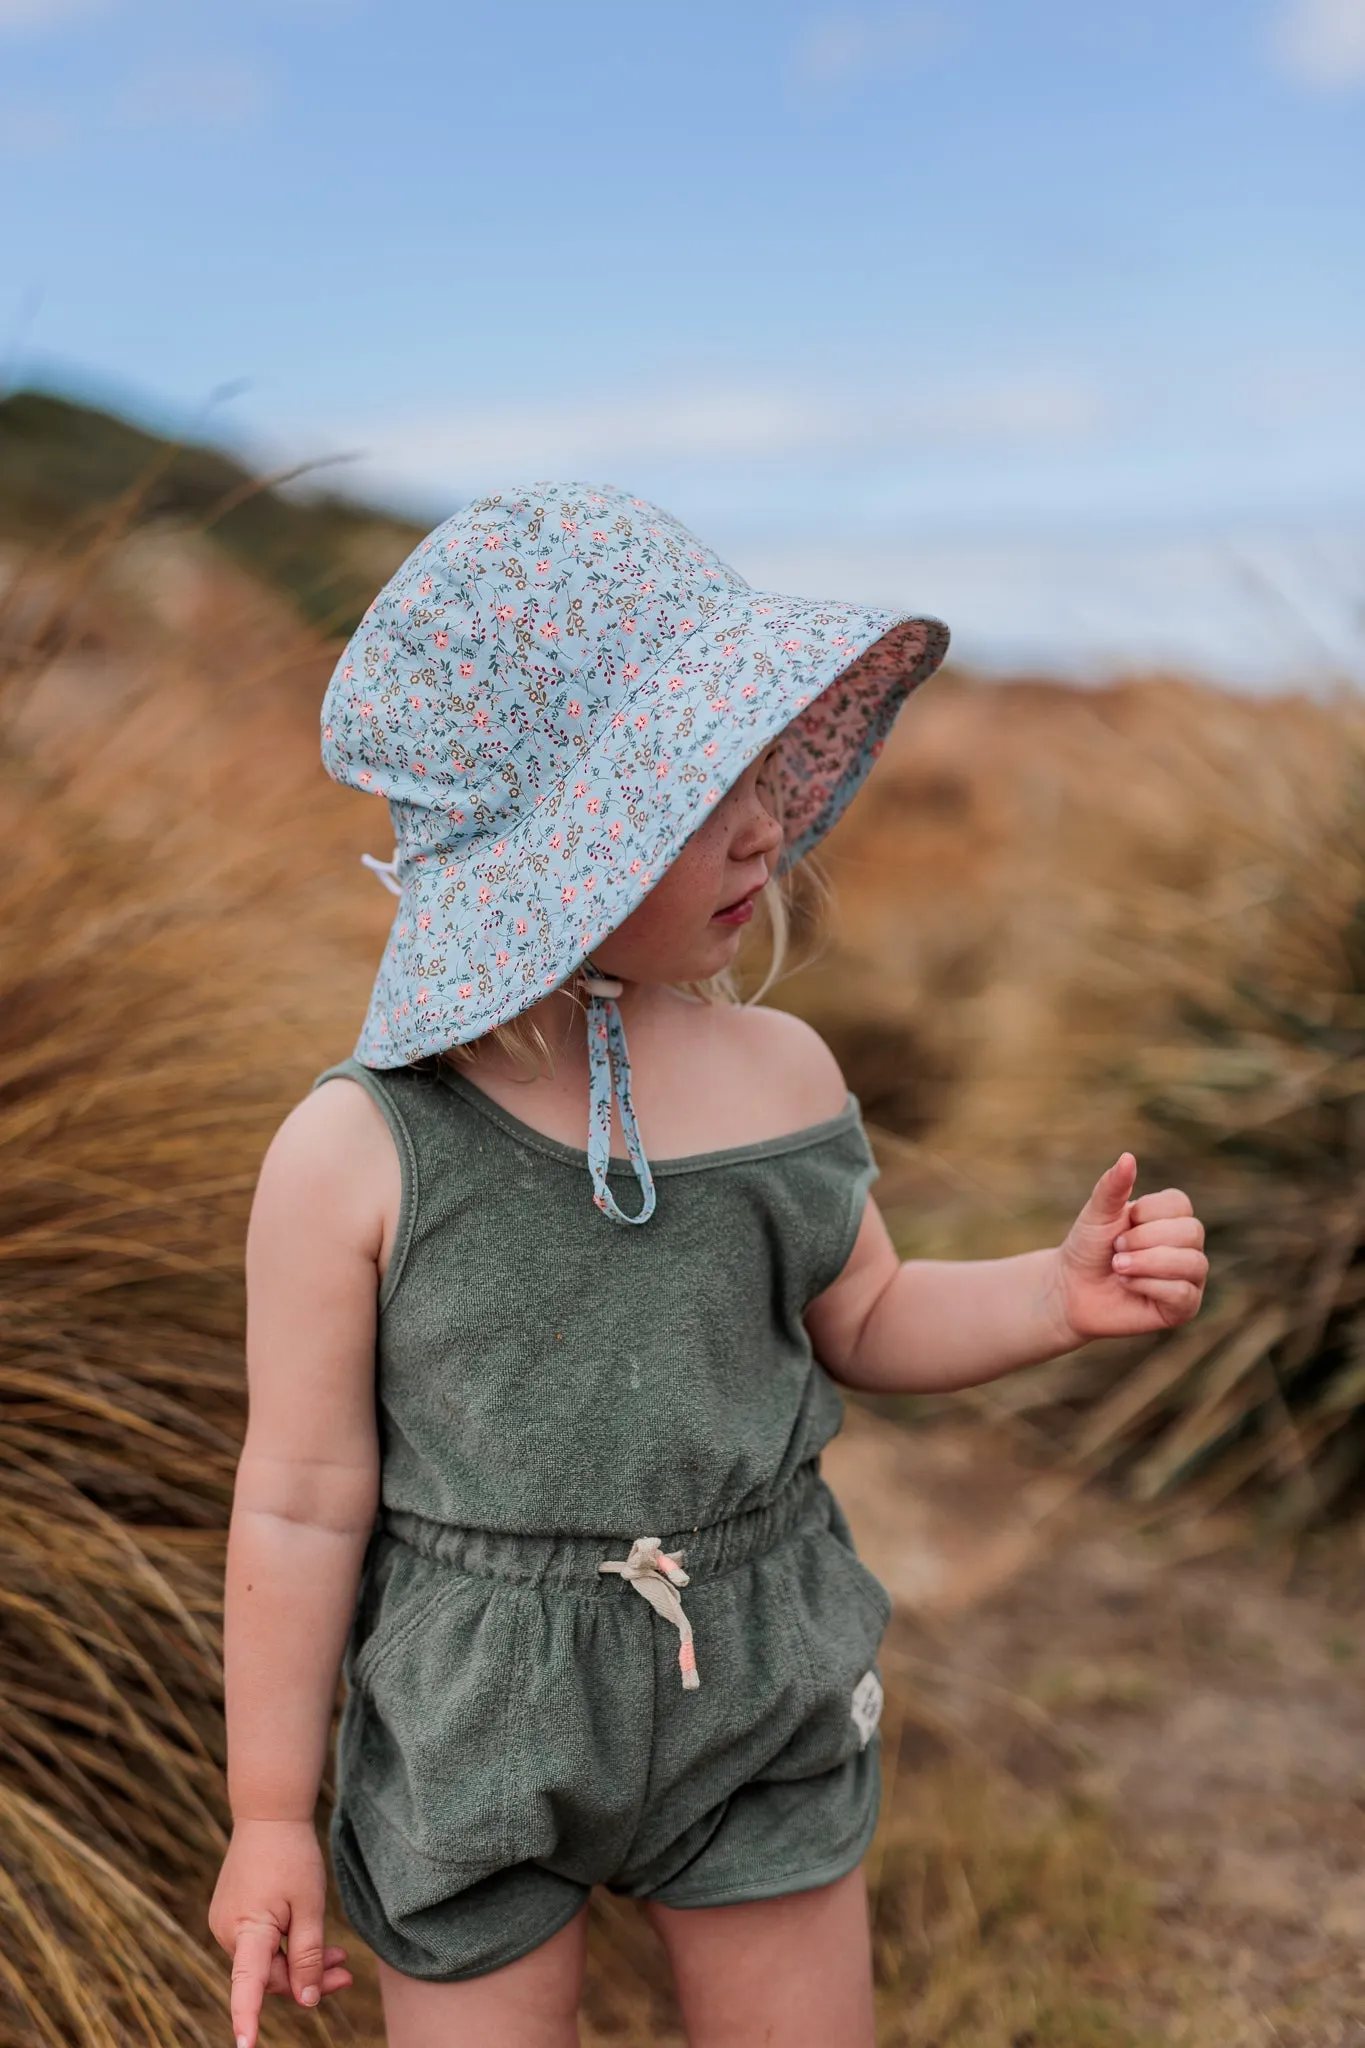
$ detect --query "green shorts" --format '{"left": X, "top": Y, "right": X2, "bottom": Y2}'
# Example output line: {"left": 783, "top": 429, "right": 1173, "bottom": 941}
{"left": 330, "top": 1462, "right": 891, "bottom": 1981}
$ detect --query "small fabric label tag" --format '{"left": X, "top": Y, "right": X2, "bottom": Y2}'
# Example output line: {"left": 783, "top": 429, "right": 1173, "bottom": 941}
{"left": 850, "top": 1668, "right": 883, "bottom": 1749}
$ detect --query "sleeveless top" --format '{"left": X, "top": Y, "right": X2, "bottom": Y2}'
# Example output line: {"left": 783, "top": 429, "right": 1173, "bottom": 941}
{"left": 311, "top": 1056, "right": 880, "bottom": 1538}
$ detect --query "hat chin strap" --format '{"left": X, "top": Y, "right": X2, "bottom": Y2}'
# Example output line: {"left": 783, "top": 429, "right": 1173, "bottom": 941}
{"left": 579, "top": 959, "right": 657, "bottom": 1225}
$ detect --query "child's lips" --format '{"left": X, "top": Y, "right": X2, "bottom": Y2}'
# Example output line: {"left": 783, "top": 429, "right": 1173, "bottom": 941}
{"left": 711, "top": 891, "right": 758, "bottom": 926}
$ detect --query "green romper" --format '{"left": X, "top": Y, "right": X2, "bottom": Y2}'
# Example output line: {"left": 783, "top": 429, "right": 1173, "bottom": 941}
{"left": 313, "top": 1055, "right": 892, "bottom": 1982}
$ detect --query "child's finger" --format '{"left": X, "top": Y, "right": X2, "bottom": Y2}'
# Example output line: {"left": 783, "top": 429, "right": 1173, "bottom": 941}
{"left": 1116, "top": 1275, "right": 1202, "bottom": 1315}
{"left": 1113, "top": 1217, "right": 1205, "bottom": 1254}
{"left": 1111, "top": 1247, "right": 1208, "bottom": 1283}
{"left": 229, "top": 1919, "right": 280, "bottom": 2048}
{"left": 285, "top": 1908, "right": 328, "bottom": 2009}
{"left": 1127, "top": 1187, "right": 1194, "bottom": 1225}
{"left": 265, "top": 1950, "right": 351, "bottom": 2000}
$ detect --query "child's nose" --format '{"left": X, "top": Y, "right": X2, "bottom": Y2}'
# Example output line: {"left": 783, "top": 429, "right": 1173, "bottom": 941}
{"left": 733, "top": 801, "right": 785, "bottom": 864}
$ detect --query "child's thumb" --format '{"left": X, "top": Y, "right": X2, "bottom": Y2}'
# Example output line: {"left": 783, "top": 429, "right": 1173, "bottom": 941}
{"left": 1075, "top": 1153, "right": 1137, "bottom": 1236}
{"left": 285, "top": 1904, "right": 327, "bottom": 2011}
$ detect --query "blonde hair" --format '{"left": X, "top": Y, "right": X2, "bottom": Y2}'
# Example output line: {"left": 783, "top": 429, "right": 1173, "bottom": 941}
{"left": 436, "top": 853, "right": 830, "bottom": 1083}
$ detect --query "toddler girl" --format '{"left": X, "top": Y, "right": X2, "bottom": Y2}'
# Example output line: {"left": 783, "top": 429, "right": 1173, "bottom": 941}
{"left": 208, "top": 483, "right": 1206, "bottom": 2048}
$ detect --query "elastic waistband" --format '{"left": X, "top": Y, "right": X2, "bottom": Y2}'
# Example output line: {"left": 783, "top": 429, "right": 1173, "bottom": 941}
{"left": 379, "top": 1459, "right": 830, "bottom": 1591}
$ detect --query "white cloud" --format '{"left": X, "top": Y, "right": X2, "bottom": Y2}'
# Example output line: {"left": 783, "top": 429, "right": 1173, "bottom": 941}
{"left": 115, "top": 58, "right": 269, "bottom": 129}
{"left": 0, "top": 0, "right": 107, "bottom": 26}
{"left": 794, "top": 6, "right": 942, "bottom": 86}
{"left": 346, "top": 373, "right": 1107, "bottom": 496}
{"left": 1268, "top": 0, "right": 1365, "bottom": 90}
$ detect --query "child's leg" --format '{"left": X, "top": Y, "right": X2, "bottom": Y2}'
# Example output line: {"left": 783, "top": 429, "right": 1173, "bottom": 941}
{"left": 645, "top": 1866, "right": 876, "bottom": 2048}
{"left": 376, "top": 1909, "right": 588, "bottom": 2048}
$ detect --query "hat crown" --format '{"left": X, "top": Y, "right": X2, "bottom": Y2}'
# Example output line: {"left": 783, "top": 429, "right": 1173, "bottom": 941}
{"left": 322, "top": 482, "right": 748, "bottom": 857}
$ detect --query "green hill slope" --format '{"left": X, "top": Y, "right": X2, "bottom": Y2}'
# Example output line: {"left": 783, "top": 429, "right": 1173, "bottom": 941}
{"left": 0, "top": 388, "right": 431, "bottom": 634}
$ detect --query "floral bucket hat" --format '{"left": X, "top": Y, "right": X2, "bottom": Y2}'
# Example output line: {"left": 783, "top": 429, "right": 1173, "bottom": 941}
{"left": 321, "top": 481, "right": 949, "bottom": 1223}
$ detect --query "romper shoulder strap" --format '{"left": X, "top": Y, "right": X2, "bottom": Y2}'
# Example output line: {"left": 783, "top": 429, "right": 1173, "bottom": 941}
{"left": 310, "top": 1057, "right": 423, "bottom": 1308}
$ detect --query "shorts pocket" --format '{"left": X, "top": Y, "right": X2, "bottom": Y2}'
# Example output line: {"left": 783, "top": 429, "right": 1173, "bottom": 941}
{"left": 336, "top": 1559, "right": 522, "bottom": 1901}
{"left": 761, "top": 1519, "right": 892, "bottom": 1785}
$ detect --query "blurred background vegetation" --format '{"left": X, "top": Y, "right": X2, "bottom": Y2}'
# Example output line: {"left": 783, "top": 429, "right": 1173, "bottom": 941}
{"left": 3, "top": 395, "right": 1364, "bottom": 2045}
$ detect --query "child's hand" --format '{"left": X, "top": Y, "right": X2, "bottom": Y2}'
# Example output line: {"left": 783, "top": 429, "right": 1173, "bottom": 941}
{"left": 1050, "top": 1153, "right": 1207, "bottom": 1344}
{"left": 207, "top": 1818, "right": 352, "bottom": 2048}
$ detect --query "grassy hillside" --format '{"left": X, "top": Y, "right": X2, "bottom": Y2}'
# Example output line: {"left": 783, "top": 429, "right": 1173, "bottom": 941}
{"left": 0, "top": 388, "right": 428, "bottom": 634}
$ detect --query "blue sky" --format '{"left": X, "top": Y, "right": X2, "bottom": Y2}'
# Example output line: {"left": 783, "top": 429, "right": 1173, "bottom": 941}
{"left": 3, "top": 0, "right": 1364, "bottom": 682}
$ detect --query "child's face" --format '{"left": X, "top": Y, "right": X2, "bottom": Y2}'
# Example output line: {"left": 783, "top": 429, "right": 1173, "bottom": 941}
{"left": 593, "top": 739, "right": 786, "bottom": 986}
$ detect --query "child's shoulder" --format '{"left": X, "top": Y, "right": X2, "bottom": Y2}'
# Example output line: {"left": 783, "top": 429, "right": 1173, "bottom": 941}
{"left": 256, "top": 1067, "right": 400, "bottom": 1221}
{"left": 681, "top": 997, "right": 850, "bottom": 1131}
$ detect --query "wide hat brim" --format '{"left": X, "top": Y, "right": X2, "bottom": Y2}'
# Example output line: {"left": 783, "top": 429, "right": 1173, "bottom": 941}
{"left": 355, "top": 591, "right": 948, "bottom": 1064}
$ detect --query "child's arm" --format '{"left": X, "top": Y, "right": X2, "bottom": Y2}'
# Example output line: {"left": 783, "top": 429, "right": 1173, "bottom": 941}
{"left": 208, "top": 1085, "right": 392, "bottom": 2048}
{"left": 807, "top": 1153, "right": 1207, "bottom": 1393}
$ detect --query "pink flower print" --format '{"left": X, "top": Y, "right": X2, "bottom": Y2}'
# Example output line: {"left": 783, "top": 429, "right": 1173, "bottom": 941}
{"left": 586, "top": 796, "right": 601, "bottom": 813}
{"left": 413, "top": 762, "right": 427, "bottom": 777}
{"left": 443, "top": 863, "right": 458, "bottom": 877}
{"left": 782, "top": 638, "right": 803, "bottom": 652}
{"left": 492, "top": 840, "right": 506, "bottom": 857}
{"left": 418, "top": 911, "right": 432, "bottom": 931}
{"left": 561, "top": 518, "right": 578, "bottom": 534}
{"left": 584, "top": 872, "right": 598, "bottom": 891}
{"left": 401, "top": 597, "right": 413, "bottom": 613}
{"left": 629, "top": 857, "right": 643, "bottom": 874}
{"left": 473, "top": 709, "right": 490, "bottom": 729}
{"left": 419, "top": 577, "right": 433, "bottom": 596}
{"left": 621, "top": 616, "right": 637, "bottom": 634}
{"left": 359, "top": 701, "right": 375, "bottom": 718}
{"left": 633, "top": 713, "right": 648, "bottom": 731}
{"left": 755, "top": 605, "right": 772, "bottom": 617}
{"left": 549, "top": 832, "right": 563, "bottom": 850}
{"left": 451, "top": 811, "right": 466, "bottom": 824}
{"left": 622, "top": 663, "right": 639, "bottom": 681}
{"left": 536, "top": 558, "right": 551, "bottom": 574}
{"left": 496, "top": 604, "right": 516, "bottom": 623}
{"left": 341, "top": 664, "right": 354, "bottom": 681}
{"left": 703, "top": 741, "right": 718, "bottom": 758}
{"left": 832, "top": 634, "right": 848, "bottom": 647}
{"left": 358, "top": 770, "right": 373, "bottom": 785}
{"left": 398, "top": 922, "right": 409, "bottom": 938}
{"left": 608, "top": 820, "right": 622, "bottom": 839}
{"left": 539, "top": 621, "right": 559, "bottom": 641}
{"left": 742, "top": 683, "right": 758, "bottom": 699}
{"left": 496, "top": 948, "right": 510, "bottom": 966}
{"left": 592, "top": 529, "right": 607, "bottom": 542}
{"left": 562, "top": 884, "right": 577, "bottom": 903}
{"left": 632, "top": 498, "right": 647, "bottom": 508}
{"left": 515, "top": 917, "right": 528, "bottom": 935}
{"left": 721, "top": 643, "right": 737, "bottom": 657}
{"left": 667, "top": 675, "right": 683, "bottom": 691}
{"left": 574, "top": 780, "right": 588, "bottom": 798}
{"left": 418, "top": 986, "right": 431, "bottom": 1005}
{"left": 567, "top": 699, "right": 582, "bottom": 716}
{"left": 611, "top": 712, "right": 626, "bottom": 729}
{"left": 690, "top": 549, "right": 704, "bottom": 562}
{"left": 458, "top": 983, "right": 473, "bottom": 998}
{"left": 446, "top": 538, "right": 459, "bottom": 552}
{"left": 409, "top": 694, "right": 423, "bottom": 708}
{"left": 460, "top": 661, "right": 474, "bottom": 678}
{"left": 478, "top": 885, "right": 492, "bottom": 904}
{"left": 678, "top": 617, "right": 695, "bottom": 632}
{"left": 483, "top": 534, "right": 504, "bottom": 550}
{"left": 656, "top": 762, "right": 670, "bottom": 779}
{"left": 639, "top": 579, "right": 655, "bottom": 594}
{"left": 703, "top": 568, "right": 719, "bottom": 580}
{"left": 795, "top": 693, "right": 810, "bottom": 708}
{"left": 323, "top": 723, "right": 334, "bottom": 741}
{"left": 704, "top": 786, "right": 720, "bottom": 802}
{"left": 710, "top": 698, "right": 729, "bottom": 712}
